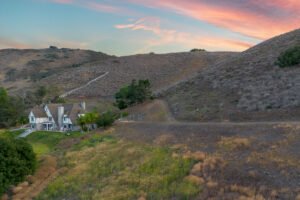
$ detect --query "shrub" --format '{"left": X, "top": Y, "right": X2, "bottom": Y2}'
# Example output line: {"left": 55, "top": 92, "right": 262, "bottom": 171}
{"left": 115, "top": 79, "right": 152, "bottom": 109}
{"left": 0, "top": 138, "right": 36, "bottom": 195}
{"left": 96, "top": 111, "right": 116, "bottom": 128}
{"left": 276, "top": 46, "right": 300, "bottom": 68}
{"left": 190, "top": 48, "right": 206, "bottom": 52}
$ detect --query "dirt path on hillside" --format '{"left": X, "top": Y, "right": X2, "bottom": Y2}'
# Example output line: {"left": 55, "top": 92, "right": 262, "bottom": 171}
{"left": 59, "top": 71, "right": 109, "bottom": 98}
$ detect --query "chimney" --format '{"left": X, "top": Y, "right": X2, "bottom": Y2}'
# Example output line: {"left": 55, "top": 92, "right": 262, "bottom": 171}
{"left": 57, "top": 106, "right": 64, "bottom": 130}
{"left": 80, "top": 102, "right": 86, "bottom": 111}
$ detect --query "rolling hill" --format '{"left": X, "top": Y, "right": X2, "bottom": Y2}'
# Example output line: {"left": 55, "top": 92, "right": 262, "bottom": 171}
{"left": 0, "top": 47, "right": 112, "bottom": 94}
{"left": 164, "top": 28, "right": 300, "bottom": 121}
{"left": 0, "top": 47, "right": 234, "bottom": 99}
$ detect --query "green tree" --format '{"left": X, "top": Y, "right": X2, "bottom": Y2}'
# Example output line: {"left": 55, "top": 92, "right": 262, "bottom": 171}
{"left": 77, "top": 112, "right": 99, "bottom": 131}
{"left": 115, "top": 79, "right": 152, "bottom": 109}
{"left": 96, "top": 111, "right": 115, "bottom": 128}
{"left": 0, "top": 138, "right": 36, "bottom": 195}
{"left": 0, "top": 87, "right": 26, "bottom": 128}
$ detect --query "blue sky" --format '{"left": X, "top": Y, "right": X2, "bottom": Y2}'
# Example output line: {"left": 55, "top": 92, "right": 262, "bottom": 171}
{"left": 0, "top": 0, "right": 299, "bottom": 55}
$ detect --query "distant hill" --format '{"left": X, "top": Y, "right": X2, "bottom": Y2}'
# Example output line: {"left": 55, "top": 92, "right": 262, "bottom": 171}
{"left": 0, "top": 47, "right": 235, "bottom": 99}
{"left": 44, "top": 51, "right": 234, "bottom": 98}
{"left": 0, "top": 47, "right": 112, "bottom": 94}
{"left": 164, "top": 28, "right": 300, "bottom": 121}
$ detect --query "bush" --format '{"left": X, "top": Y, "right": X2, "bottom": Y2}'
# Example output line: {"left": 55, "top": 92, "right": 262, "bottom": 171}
{"left": 115, "top": 79, "right": 152, "bottom": 109}
{"left": 96, "top": 111, "right": 116, "bottom": 128}
{"left": 276, "top": 46, "right": 300, "bottom": 68}
{"left": 190, "top": 48, "right": 206, "bottom": 52}
{"left": 0, "top": 138, "right": 36, "bottom": 195}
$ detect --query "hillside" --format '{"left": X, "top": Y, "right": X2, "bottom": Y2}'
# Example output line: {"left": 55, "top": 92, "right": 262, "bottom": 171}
{"left": 164, "top": 28, "right": 300, "bottom": 121}
{"left": 0, "top": 47, "right": 235, "bottom": 99}
{"left": 41, "top": 51, "right": 234, "bottom": 98}
{"left": 0, "top": 47, "right": 112, "bottom": 94}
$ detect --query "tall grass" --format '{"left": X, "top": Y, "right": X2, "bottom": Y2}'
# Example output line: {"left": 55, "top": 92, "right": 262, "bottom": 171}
{"left": 37, "top": 136, "right": 200, "bottom": 200}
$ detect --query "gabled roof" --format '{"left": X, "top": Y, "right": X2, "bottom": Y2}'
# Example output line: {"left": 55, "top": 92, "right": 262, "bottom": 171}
{"left": 31, "top": 103, "right": 86, "bottom": 124}
{"left": 31, "top": 106, "right": 47, "bottom": 118}
{"left": 49, "top": 103, "right": 85, "bottom": 122}
{"left": 68, "top": 103, "right": 85, "bottom": 123}
{"left": 47, "top": 104, "right": 62, "bottom": 124}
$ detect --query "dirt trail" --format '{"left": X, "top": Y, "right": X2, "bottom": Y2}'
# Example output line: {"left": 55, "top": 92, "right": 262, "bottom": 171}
{"left": 59, "top": 71, "right": 109, "bottom": 98}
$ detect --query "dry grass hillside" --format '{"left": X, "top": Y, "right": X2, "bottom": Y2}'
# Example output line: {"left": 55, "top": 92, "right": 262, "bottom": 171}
{"left": 0, "top": 47, "right": 112, "bottom": 94}
{"left": 0, "top": 47, "right": 234, "bottom": 99}
{"left": 41, "top": 51, "right": 234, "bottom": 98}
{"left": 164, "top": 28, "right": 300, "bottom": 121}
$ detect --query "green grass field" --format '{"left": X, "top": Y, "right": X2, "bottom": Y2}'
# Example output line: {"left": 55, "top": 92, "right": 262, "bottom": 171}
{"left": 36, "top": 130, "right": 201, "bottom": 200}
{"left": 24, "top": 131, "right": 83, "bottom": 156}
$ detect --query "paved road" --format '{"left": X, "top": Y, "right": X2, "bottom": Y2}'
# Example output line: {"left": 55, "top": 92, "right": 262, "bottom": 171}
{"left": 59, "top": 71, "right": 109, "bottom": 98}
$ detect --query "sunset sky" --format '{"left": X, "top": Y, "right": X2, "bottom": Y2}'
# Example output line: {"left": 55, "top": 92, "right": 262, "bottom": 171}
{"left": 1, "top": 0, "right": 299, "bottom": 55}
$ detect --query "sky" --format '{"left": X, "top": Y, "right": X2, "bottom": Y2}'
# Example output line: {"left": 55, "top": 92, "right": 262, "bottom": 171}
{"left": 0, "top": 0, "right": 299, "bottom": 56}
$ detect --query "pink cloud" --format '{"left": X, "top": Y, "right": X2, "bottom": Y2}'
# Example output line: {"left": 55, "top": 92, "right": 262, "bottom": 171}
{"left": 115, "top": 17, "right": 162, "bottom": 34}
{"left": 116, "top": 18, "right": 254, "bottom": 53}
{"left": 127, "top": 0, "right": 300, "bottom": 40}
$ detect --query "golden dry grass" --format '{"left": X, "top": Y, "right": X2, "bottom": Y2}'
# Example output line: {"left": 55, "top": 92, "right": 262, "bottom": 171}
{"left": 218, "top": 136, "right": 251, "bottom": 150}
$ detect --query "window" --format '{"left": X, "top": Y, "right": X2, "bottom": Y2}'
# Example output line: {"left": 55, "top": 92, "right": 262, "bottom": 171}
{"left": 63, "top": 116, "right": 67, "bottom": 121}
{"left": 31, "top": 116, "right": 34, "bottom": 122}
{"left": 49, "top": 117, "right": 52, "bottom": 121}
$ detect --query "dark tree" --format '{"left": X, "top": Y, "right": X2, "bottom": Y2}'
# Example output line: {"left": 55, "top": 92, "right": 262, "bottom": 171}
{"left": 0, "top": 87, "right": 26, "bottom": 128}
{"left": 115, "top": 79, "right": 152, "bottom": 109}
{"left": 0, "top": 137, "right": 36, "bottom": 195}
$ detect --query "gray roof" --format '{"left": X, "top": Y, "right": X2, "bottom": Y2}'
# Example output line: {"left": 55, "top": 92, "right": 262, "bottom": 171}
{"left": 31, "top": 103, "right": 85, "bottom": 124}
{"left": 49, "top": 103, "right": 85, "bottom": 124}
{"left": 31, "top": 106, "right": 47, "bottom": 118}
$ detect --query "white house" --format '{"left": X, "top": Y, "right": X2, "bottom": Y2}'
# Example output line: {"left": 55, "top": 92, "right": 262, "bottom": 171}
{"left": 29, "top": 102, "right": 86, "bottom": 132}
